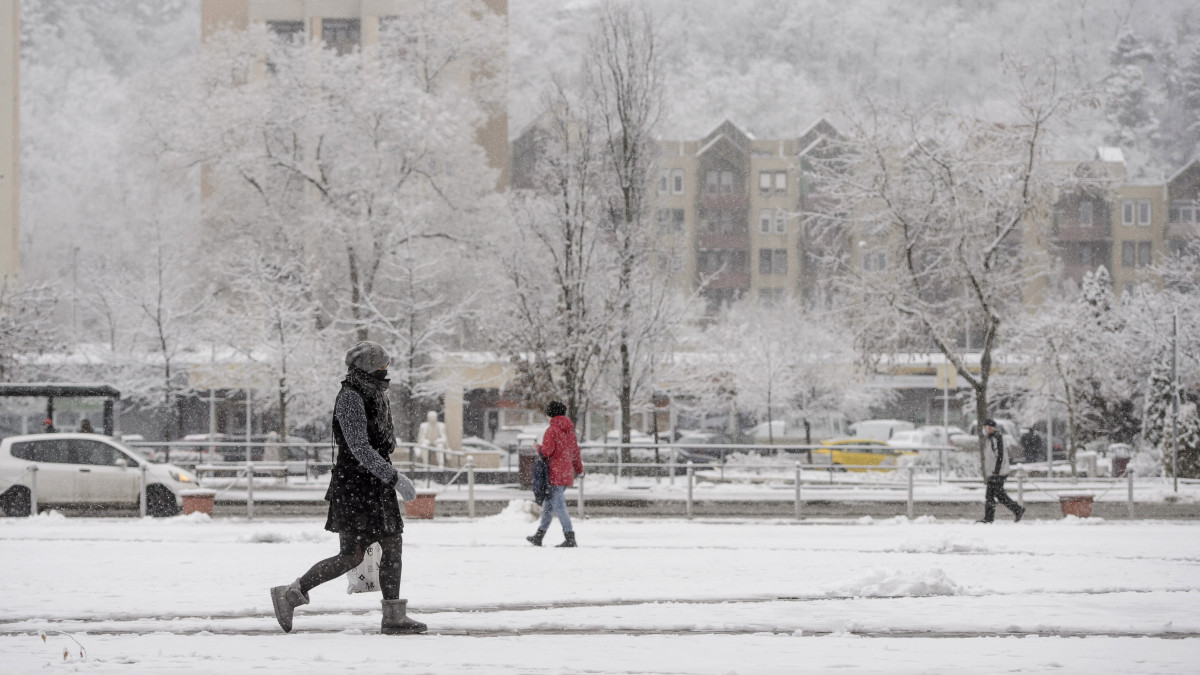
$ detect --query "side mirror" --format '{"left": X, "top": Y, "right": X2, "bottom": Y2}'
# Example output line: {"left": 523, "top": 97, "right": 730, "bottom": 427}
{"left": 115, "top": 458, "right": 128, "bottom": 469}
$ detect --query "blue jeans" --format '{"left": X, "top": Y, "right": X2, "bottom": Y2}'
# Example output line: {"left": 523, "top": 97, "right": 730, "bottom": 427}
{"left": 538, "top": 485, "right": 573, "bottom": 534}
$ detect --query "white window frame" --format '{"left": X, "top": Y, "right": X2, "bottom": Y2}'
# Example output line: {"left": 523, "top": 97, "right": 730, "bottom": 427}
{"left": 1138, "top": 199, "right": 1151, "bottom": 227}
{"left": 1079, "top": 201, "right": 1094, "bottom": 228}
{"left": 774, "top": 171, "right": 787, "bottom": 194}
{"left": 672, "top": 169, "right": 684, "bottom": 194}
{"left": 759, "top": 172, "right": 772, "bottom": 195}
{"left": 759, "top": 210, "right": 771, "bottom": 235}
{"left": 658, "top": 171, "right": 669, "bottom": 195}
{"left": 774, "top": 212, "right": 786, "bottom": 235}
{"left": 1122, "top": 200, "right": 1135, "bottom": 227}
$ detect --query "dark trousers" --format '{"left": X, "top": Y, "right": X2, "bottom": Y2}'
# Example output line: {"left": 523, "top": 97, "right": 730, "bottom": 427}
{"left": 298, "top": 531, "right": 403, "bottom": 599}
{"left": 983, "top": 475, "right": 1021, "bottom": 521}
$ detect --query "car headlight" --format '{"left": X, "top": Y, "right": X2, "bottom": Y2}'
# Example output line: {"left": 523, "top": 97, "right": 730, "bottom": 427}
{"left": 169, "top": 470, "right": 196, "bottom": 483}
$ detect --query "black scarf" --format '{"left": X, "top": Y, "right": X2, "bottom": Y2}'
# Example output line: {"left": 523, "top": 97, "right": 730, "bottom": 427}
{"left": 343, "top": 366, "right": 395, "bottom": 451}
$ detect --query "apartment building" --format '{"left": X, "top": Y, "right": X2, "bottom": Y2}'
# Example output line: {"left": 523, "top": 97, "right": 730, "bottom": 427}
{"left": 0, "top": 0, "right": 17, "bottom": 281}
{"left": 1050, "top": 150, "right": 1200, "bottom": 296}
{"left": 200, "top": 0, "right": 510, "bottom": 189}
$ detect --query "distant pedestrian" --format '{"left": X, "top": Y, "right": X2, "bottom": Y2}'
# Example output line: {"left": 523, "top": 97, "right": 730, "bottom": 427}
{"left": 526, "top": 401, "right": 584, "bottom": 547}
{"left": 42, "top": 418, "right": 55, "bottom": 433}
{"left": 79, "top": 419, "right": 95, "bottom": 434}
{"left": 978, "top": 419, "right": 1024, "bottom": 523}
{"left": 270, "top": 341, "right": 425, "bottom": 635}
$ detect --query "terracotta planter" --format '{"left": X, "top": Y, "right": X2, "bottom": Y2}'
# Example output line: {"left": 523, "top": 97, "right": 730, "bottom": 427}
{"left": 404, "top": 492, "right": 437, "bottom": 519}
{"left": 180, "top": 489, "right": 217, "bottom": 516}
{"left": 1059, "top": 493, "right": 1094, "bottom": 518}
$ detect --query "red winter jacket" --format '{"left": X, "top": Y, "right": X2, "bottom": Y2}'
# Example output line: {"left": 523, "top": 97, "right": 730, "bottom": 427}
{"left": 538, "top": 415, "right": 584, "bottom": 486}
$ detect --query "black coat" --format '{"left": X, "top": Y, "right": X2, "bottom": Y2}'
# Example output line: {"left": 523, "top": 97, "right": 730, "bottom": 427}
{"left": 324, "top": 370, "right": 404, "bottom": 538}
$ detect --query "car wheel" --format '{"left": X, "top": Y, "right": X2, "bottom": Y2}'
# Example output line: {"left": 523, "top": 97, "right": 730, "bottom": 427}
{"left": 146, "top": 485, "right": 180, "bottom": 517}
{"left": 1, "top": 486, "right": 32, "bottom": 517}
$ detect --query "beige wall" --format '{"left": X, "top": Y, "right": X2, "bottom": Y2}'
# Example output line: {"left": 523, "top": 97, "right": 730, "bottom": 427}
{"left": 0, "top": 0, "right": 17, "bottom": 281}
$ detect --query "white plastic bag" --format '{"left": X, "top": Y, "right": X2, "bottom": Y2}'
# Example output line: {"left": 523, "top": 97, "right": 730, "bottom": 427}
{"left": 345, "top": 542, "right": 381, "bottom": 594}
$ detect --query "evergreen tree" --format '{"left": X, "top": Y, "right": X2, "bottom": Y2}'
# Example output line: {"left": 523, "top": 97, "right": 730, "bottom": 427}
{"left": 1102, "top": 32, "right": 1160, "bottom": 152}
{"left": 1143, "top": 366, "right": 1200, "bottom": 478}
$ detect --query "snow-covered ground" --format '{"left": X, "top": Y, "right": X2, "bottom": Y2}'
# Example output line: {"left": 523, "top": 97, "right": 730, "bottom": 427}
{"left": 2, "top": 504, "right": 1198, "bottom": 673}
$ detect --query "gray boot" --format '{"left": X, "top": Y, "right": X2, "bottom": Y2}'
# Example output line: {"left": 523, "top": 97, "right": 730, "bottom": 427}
{"left": 526, "top": 529, "right": 546, "bottom": 546}
{"left": 381, "top": 599, "right": 427, "bottom": 635}
{"left": 269, "top": 580, "right": 309, "bottom": 633}
{"left": 556, "top": 531, "right": 577, "bottom": 548}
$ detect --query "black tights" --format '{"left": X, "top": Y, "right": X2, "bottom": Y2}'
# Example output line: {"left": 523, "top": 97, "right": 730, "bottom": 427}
{"left": 298, "top": 531, "right": 403, "bottom": 599}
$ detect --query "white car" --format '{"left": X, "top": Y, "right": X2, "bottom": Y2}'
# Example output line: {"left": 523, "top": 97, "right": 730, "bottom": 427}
{"left": 0, "top": 433, "right": 199, "bottom": 517}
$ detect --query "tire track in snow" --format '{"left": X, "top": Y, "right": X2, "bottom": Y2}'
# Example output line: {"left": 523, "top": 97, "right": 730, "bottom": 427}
{"left": 3, "top": 587, "right": 1195, "bottom": 626}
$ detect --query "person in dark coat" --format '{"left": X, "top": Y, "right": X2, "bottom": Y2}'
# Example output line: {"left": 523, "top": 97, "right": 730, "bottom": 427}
{"left": 978, "top": 419, "right": 1025, "bottom": 523}
{"left": 270, "top": 341, "right": 425, "bottom": 635}
{"left": 526, "top": 401, "right": 585, "bottom": 548}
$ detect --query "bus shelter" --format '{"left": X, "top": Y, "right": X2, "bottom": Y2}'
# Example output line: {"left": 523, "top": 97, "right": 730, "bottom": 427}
{"left": 0, "top": 383, "right": 120, "bottom": 436}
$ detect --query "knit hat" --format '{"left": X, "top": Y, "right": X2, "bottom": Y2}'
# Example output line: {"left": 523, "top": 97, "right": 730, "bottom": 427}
{"left": 545, "top": 401, "right": 567, "bottom": 417}
{"left": 982, "top": 418, "right": 997, "bottom": 428}
{"left": 345, "top": 341, "right": 390, "bottom": 372}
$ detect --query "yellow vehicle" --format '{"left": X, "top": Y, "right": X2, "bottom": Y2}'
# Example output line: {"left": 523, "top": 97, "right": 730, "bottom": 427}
{"left": 812, "top": 438, "right": 918, "bottom": 471}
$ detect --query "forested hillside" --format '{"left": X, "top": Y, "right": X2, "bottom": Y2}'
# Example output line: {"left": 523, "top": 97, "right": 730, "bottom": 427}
{"left": 510, "top": 0, "right": 1200, "bottom": 176}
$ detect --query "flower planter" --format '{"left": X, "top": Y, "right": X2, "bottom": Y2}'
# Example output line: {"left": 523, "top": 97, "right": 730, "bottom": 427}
{"left": 1059, "top": 493, "right": 1094, "bottom": 518}
{"left": 404, "top": 492, "right": 437, "bottom": 519}
{"left": 179, "top": 489, "right": 217, "bottom": 516}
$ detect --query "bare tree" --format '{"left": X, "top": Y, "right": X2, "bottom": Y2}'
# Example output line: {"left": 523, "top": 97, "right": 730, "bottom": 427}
{"left": 587, "top": 2, "right": 665, "bottom": 447}
{"left": 806, "top": 63, "right": 1076, "bottom": 472}
{"left": 496, "top": 79, "right": 615, "bottom": 430}
{"left": 0, "top": 279, "right": 59, "bottom": 382}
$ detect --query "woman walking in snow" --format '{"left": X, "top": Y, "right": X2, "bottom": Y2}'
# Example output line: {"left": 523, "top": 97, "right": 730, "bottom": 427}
{"left": 526, "top": 401, "right": 585, "bottom": 547}
{"left": 270, "top": 341, "right": 425, "bottom": 635}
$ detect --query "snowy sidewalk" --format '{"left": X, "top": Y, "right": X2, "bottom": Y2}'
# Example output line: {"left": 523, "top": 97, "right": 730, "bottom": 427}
{"left": 1, "top": 505, "right": 1199, "bottom": 673}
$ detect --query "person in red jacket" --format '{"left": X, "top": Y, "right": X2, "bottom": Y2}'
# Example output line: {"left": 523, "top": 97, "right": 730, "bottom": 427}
{"left": 526, "top": 401, "right": 585, "bottom": 547}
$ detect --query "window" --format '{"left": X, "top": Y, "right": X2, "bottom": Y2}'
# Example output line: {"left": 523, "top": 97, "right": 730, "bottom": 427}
{"left": 775, "top": 212, "right": 787, "bottom": 235}
{"left": 706, "top": 171, "right": 719, "bottom": 194}
{"left": 875, "top": 251, "right": 886, "bottom": 271}
{"left": 730, "top": 249, "right": 747, "bottom": 272}
{"left": 759, "top": 248, "right": 773, "bottom": 275}
{"left": 267, "top": 20, "right": 305, "bottom": 43}
{"left": 1169, "top": 200, "right": 1195, "bottom": 224}
{"left": 1122, "top": 201, "right": 1136, "bottom": 227}
{"left": 720, "top": 170, "right": 734, "bottom": 194}
{"left": 10, "top": 439, "right": 71, "bottom": 463}
{"left": 774, "top": 171, "right": 787, "bottom": 194}
{"left": 759, "top": 172, "right": 772, "bottom": 195}
{"left": 1138, "top": 241, "right": 1151, "bottom": 266}
{"left": 1123, "top": 282, "right": 1136, "bottom": 296}
{"left": 72, "top": 440, "right": 126, "bottom": 466}
{"left": 759, "top": 210, "right": 771, "bottom": 234}
{"left": 672, "top": 169, "right": 684, "bottom": 194}
{"left": 658, "top": 171, "right": 669, "bottom": 194}
{"left": 773, "top": 249, "right": 788, "bottom": 275}
{"left": 1079, "top": 201, "right": 1094, "bottom": 228}
{"left": 1121, "top": 241, "right": 1135, "bottom": 267}
{"left": 322, "top": 18, "right": 361, "bottom": 55}
{"left": 1138, "top": 200, "right": 1151, "bottom": 226}
{"left": 657, "top": 208, "right": 671, "bottom": 233}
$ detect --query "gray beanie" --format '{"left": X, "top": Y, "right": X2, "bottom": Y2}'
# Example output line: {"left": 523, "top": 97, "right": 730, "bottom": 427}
{"left": 345, "top": 340, "right": 390, "bottom": 372}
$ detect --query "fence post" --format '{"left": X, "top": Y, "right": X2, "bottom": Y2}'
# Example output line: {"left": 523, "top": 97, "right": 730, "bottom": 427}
{"left": 1127, "top": 469, "right": 1135, "bottom": 519}
{"left": 938, "top": 448, "right": 944, "bottom": 485}
{"left": 1017, "top": 468, "right": 1024, "bottom": 508}
{"left": 578, "top": 472, "right": 585, "bottom": 519}
{"left": 139, "top": 462, "right": 148, "bottom": 517}
{"left": 27, "top": 465, "right": 38, "bottom": 516}
{"left": 467, "top": 455, "right": 475, "bottom": 519}
{"left": 669, "top": 447, "right": 676, "bottom": 487}
{"left": 794, "top": 462, "right": 802, "bottom": 520}
{"left": 246, "top": 464, "right": 255, "bottom": 520}
{"left": 615, "top": 445, "right": 622, "bottom": 484}
{"left": 686, "top": 461, "right": 694, "bottom": 520}
{"left": 906, "top": 466, "right": 915, "bottom": 519}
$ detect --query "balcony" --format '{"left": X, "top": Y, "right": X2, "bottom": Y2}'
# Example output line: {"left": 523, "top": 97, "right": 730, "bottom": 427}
{"left": 696, "top": 231, "right": 749, "bottom": 249}
{"left": 1051, "top": 221, "right": 1112, "bottom": 242}
{"left": 1166, "top": 221, "right": 1200, "bottom": 240}
{"left": 698, "top": 271, "right": 751, "bottom": 289}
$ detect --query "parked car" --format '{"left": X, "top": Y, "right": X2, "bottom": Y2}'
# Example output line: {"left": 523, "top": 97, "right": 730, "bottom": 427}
{"left": 812, "top": 437, "right": 918, "bottom": 470}
{"left": 847, "top": 419, "right": 916, "bottom": 442}
{"left": 887, "top": 429, "right": 943, "bottom": 450}
{"left": 0, "top": 433, "right": 198, "bottom": 517}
